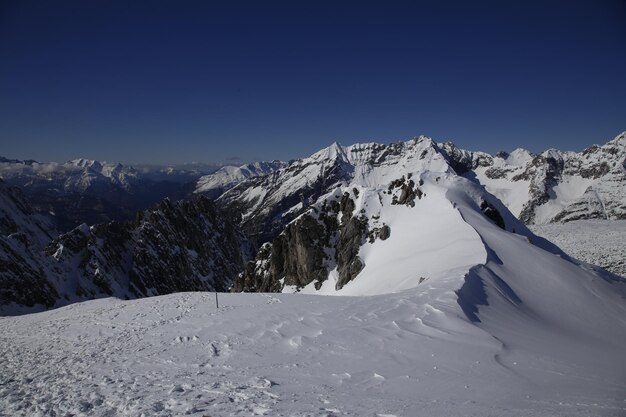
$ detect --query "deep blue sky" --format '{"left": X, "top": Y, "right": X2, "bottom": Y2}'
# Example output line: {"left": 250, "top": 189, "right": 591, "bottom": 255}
{"left": 1, "top": 1, "right": 625, "bottom": 164}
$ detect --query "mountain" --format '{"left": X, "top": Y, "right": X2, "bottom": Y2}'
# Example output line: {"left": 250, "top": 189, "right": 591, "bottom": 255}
{"left": 2, "top": 137, "right": 625, "bottom": 415}
{"left": 0, "top": 179, "right": 59, "bottom": 308}
{"left": 0, "top": 185, "right": 251, "bottom": 314}
{"left": 2, "top": 157, "right": 625, "bottom": 415}
{"left": 218, "top": 139, "right": 454, "bottom": 247}
{"left": 194, "top": 160, "right": 288, "bottom": 198}
{"left": 441, "top": 131, "right": 626, "bottom": 223}
{"left": 230, "top": 136, "right": 610, "bottom": 295}
{"left": 0, "top": 157, "right": 210, "bottom": 231}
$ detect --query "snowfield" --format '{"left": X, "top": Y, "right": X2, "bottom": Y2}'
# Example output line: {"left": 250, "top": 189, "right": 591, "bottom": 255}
{"left": 530, "top": 219, "right": 626, "bottom": 278}
{"left": 1, "top": 289, "right": 625, "bottom": 417}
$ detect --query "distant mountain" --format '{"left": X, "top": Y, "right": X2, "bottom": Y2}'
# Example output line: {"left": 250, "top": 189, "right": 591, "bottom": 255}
{"left": 194, "top": 161, "right": 288, "bottom": 198}
{"left": 441, "top": 131, "right": 626, "bottom": 223}
{"left": 0, "top": 157, "right": 211, "bottom": 231}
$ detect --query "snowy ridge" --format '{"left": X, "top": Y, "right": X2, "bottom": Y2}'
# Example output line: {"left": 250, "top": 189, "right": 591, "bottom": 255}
{"left": 219, "top": 136, "right": 453, "bottom": 245}
{"left": 194, "top": 160, "right": 288, "bottom": 197}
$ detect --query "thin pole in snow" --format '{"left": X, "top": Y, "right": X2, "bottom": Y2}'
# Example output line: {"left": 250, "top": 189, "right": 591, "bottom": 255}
{"left": 215, "top": 292, "right": 219, "bottom": 309}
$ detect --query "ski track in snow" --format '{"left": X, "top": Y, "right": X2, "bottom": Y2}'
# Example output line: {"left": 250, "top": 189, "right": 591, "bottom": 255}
{"left": 1, "top": 291, "right": 625, "bottom": 417}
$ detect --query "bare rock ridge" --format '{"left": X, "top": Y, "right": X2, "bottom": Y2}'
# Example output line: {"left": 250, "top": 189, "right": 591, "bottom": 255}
{"left": 0, "top": 180, "right": 59, "bottom": 308}
{"left": 0, "top": 186, "right": 251, "bottom": 313}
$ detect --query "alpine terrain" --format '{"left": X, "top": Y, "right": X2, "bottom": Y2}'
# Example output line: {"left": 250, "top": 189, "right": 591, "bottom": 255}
{"left": 0, "top": 157, "right": 211, "bottom": 231}
{"left": 0, "top": 180, "right": 251, "bottom": 315}
{"left": 0, "top": 135, "right": 625, "bottom": 416}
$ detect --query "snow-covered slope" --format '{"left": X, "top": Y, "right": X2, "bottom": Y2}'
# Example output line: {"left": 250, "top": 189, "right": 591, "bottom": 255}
{"left": 194, "top": 161, "right": 288, "bottom": 198}
{"left": 442, "top": 131, "right": 626, "bottom": 224}
{"left": 1, "top": 259, "right": 624, "bottom": 416}
{"left": 531, "top": 219, "right": 626, "bottom": 277}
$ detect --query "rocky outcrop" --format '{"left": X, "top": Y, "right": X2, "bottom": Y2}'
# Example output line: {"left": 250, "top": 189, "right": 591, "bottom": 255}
{"left": 46, "top": 197, "right": 252, "bottom": 300}
{"left": 0, "top": 180, "right": 59, "bottom": 309}
{"left": 480, "top": 200, "right": 505, "bottom": 230}
{"left": 1, "top": 189, "right": 252, "bottom": 313}
{"left": 234, "top": 191, "right": 372, "bottom": 292}
{"left": 388, "top": 175, "right": 424, "bottom": 207}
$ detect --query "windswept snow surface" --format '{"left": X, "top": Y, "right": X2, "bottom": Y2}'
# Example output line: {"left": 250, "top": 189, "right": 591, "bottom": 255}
{"left": 2, "top": 196, "right": 626, "bottom": 416}
{"left": 1, "top": 285, "right": 625, "bottom": 417}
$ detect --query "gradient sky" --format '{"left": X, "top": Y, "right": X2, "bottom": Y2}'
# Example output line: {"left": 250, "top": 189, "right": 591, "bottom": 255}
{"left": 1, "top": 1, "right": 625, "bottom": 164}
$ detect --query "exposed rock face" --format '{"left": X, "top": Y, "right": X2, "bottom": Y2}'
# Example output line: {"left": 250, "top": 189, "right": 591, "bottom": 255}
{"left": 0, "top": 180, "right": 59, "bottom": 309}
{"left": 441, "top": 132, "right": 626, "bottom": 224}
{"left": 335, "top": 215, "right": 367, "bottom": 290}
{"left": 388, "top": 176, "right": 424, "bottom": 207}
{"left": 1, "top": 189, "right": 252, "bottom": 313}
{"left": 46, "top": 197, "right": 252, "bottom": 301}
{"left": 234, "top": 191, "right": 372, "bottom": 293}
{"left": 480, "top": 200, "right": 505, "bottom": 230}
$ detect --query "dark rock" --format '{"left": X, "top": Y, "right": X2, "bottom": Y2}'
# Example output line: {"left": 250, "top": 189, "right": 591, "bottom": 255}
{"left": 480, "top": 200, "right": 506, "bottom": 229}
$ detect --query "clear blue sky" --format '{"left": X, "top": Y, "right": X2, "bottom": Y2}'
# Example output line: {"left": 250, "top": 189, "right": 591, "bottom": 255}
{"left": 1, "top": 1, "right": 625, "bottom": 164}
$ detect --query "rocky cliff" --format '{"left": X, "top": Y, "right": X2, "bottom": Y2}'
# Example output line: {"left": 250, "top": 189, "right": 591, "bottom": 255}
{"left": 0, "top": 180, "right": 59, "bottom": 308}
{"left": 0, "top": 188, "right": 251, "bottom": 313}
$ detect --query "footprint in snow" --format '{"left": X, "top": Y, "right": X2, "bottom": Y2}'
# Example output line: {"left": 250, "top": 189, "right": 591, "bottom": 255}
{"left": 174, "top": 335, "right": 199, "bottom": 343}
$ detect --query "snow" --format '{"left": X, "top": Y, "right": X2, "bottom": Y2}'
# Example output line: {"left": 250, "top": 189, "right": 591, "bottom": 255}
{"left": 2, "top": 135, "right": 626, "bottom": 416}
{"left": 530, "top": 219, "right": 626, "bottom": 277}
{"left": 302, "top": 174, "right": 486, "bottom": 296}
{"left": 532, "top": 176, "right": 598, "bottom": 223}
{"left": 2, "top": 276, "right": 624, "bottom": 417}
{"left": 472, "top": 171, "right": 530, "bottom": 217}
{"left": 505, "top": 148, "right": 533, "bottom": 166}
{"left": 194, "top": 161, "right": 287, "bottom": 195}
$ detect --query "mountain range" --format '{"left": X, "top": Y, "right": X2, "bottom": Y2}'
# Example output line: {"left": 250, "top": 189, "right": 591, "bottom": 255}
{"left": 0, "top": 157, "right": 216, "bottom": 231}
{"left": 0, "top": 132, "right": 624, "bottom": 312}
{"left": 2, "top": 134, "right": 625, "bottom": 416}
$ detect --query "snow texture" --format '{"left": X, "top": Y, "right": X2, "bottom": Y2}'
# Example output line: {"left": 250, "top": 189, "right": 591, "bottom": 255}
{"left": 531, "top": 219, "right": 626, "bottom": 277}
